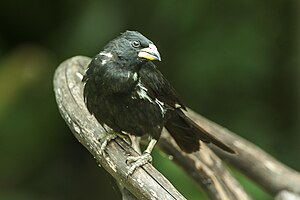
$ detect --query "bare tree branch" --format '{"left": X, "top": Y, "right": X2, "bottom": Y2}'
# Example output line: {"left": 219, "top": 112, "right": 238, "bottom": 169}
{"left": 158, "top": 131, "right": 252, "bottom": 200}
{"left": 275, "top": 191, "right": 300, "bottom": 200}
{"left": 53, "top": 56, "right": 300, "bottom": 200}
{"left": 53, "top": 56, "right": 249, "bottom": 200}
{"left": 53, "top": 56, "right": 185, "bottom": 200}
{"left": 185, "top": 109, "right": 300, "bottom": 197}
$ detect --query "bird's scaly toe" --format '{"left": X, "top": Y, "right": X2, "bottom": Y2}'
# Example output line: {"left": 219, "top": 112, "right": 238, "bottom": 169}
{"left": 126, "top": 152, "right": 152, "bottom": 176}
{"left": 98, "top": 133, "right": 117, "bottom": 155}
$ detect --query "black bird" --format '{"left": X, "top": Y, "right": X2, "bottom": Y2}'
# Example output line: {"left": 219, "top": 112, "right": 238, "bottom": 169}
{"left": 83, "top": 31, "right": 234, "bottom": 174}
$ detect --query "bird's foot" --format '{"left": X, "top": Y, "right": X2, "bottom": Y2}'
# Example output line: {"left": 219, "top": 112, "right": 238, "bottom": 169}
{"left": 98, "top": 133, "right": 117, "bottom": 155}
{"left": 126, "top": 152, "right": 152, "bottom": 176}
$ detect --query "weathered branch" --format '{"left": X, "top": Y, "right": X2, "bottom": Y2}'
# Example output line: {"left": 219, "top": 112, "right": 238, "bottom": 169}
{"left": 275, "top": 191, "right": 300, "bottom": 200}
{"left": 159, "top": 131, "right": 252, "bottom": 200}
{"left": 53, "top": 56, "right": 185, "bottom": 200}
{"left": 185, "top": 109, "right": 300, "bottom": 197}
{"left": 53, "top": 56, "right": 300, "bottom": 200}
{"left": 53, "top": 56, "right": 250, "bottom": 200}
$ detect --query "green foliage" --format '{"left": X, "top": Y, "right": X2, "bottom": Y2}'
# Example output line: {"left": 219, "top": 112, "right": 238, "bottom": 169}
{"left": 0, "top": 0, "right": 299, "bottom": 199}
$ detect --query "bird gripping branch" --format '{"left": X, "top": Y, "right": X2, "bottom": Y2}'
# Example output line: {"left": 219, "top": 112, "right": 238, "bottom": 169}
{"left": 83, "top": 31, "right": 234, "bottom": 175}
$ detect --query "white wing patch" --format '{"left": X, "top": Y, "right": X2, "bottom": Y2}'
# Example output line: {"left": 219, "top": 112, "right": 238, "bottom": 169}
{"left": 132, "top": 79, "right": 166, "bottom": 116}
{"left": 99, "top": 51, "right": 113, "bottom": 65}
{"left": 175, "top": 103, "right": 181, "bottom": 108}
{"left": 132, "top": 72, "right": 138, "bottom": 81}
{"left": 136, "top": 80, "right": 153, "bottom": 103}
{"left": 155, "top": 98, "right": 166, "bottom": 116}
{"left": 99, "top": 52, "right": 113, "bottom": 57}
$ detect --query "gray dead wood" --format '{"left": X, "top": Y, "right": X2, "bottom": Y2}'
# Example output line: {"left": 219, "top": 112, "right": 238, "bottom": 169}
{"left": 159, "top": 130, "right": 251, "bottom": 200}
{"left": 185, "top": 109, "right": 300, "bottom": 198}
{"left": 53, "top": 56, "right": 248, "bottom": 200}
{"left": 53, "top": 56, "right": 300, "bottom": 200}
{"left": 53, "top": 56, "right": 185, "bottom": 200}
{"left": 275, "top": 191, "right": 300, "bottom": 200}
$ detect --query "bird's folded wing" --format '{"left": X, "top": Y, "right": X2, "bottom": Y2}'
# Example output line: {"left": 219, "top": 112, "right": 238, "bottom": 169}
{"left": 138, "top": 62, "right": 186, "bottom": 110}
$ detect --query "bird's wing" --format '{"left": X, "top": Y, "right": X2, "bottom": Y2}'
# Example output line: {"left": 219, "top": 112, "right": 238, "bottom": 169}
{"left": 139, "top": 62, "right": 235, "bottom": 154}
{"left": 138, "top": 62, "right": 186, "bottom": 110}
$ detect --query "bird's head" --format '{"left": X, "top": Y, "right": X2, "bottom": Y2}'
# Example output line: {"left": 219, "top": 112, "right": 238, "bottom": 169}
{"left": 102, "top": 31, "right": 161, "bottom": 67}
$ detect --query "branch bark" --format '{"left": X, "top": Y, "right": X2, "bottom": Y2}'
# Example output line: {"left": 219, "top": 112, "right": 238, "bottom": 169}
{"left": 53, "top": 56, "right": 300, "bottom": 200}
{"left": 185, "top": 109, "right": 300, "bottom": 197}
{"left": 158, "top": 130, "right": 251, "bottom": 200}
{"left": 53, "top": 56, "right": 185, "bottom": 200}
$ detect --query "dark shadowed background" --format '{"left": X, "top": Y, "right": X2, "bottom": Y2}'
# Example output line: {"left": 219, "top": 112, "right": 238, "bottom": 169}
{"left": 0, "top": 0, "right": 299, "bottom": 199}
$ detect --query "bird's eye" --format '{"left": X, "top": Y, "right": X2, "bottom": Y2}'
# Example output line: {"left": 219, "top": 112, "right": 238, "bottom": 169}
{"left": 131, "top": 40, "right": 141, "bottom": 48}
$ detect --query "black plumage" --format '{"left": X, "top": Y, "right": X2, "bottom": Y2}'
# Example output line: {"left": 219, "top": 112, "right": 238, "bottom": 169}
{"left": 83, "top": 31, "right": 234, "bottom": 160}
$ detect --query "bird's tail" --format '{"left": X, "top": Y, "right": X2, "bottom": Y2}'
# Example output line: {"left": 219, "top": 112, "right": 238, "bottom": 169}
{"left": 165, "top": 111, "right": 235, "bottom": 154}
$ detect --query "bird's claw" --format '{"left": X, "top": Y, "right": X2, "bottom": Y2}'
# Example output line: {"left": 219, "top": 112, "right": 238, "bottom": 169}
{"left": 98, "top": 133, "right": 117, "bottom": 155}
{"left": 126, "top": 152, "right": 152, "bottom": 176}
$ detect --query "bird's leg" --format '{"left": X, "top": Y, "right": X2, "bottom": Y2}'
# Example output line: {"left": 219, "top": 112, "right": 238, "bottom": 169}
{"left": 126, "top": 138, "right": 157, "bottom": 176}
{"left": 98, "top": 126, "right": 132, "bottom": 155}
{"left": 128, "top": 135, "right": 142, "bottom": 154}
{"left": 98, "top": 132, "right": 117, "bottom": 155}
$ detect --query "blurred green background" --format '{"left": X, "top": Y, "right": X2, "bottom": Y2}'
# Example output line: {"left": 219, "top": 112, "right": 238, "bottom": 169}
{"left": 0, "top": 0, "right": 299, "bottom": 199}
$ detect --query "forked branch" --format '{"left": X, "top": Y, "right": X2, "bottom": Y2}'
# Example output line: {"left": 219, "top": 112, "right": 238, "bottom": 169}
{"left": 53, "top": 56, "right": 300, "bottom": 200}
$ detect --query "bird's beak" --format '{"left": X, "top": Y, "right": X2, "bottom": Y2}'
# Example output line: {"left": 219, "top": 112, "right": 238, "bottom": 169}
{"left": 138, "top": 43, "right": 161, "bottom": 61}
